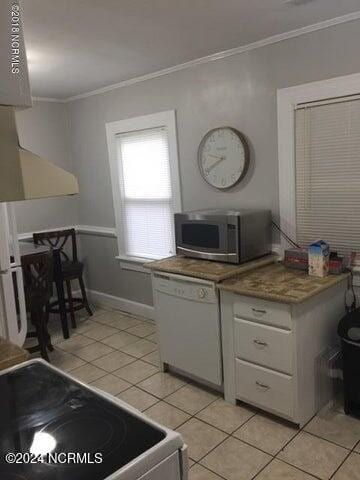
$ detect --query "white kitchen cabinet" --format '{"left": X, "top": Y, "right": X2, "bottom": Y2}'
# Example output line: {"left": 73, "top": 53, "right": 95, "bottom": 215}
{"left": 0, "top": 0, "right": 32, "bottom": 107}
{"left": 220, "top": 280, "right": 347, "bottom": 427}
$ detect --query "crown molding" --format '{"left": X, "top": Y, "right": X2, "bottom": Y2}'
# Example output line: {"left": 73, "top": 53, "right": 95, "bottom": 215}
{"left": 33, "top": 10, "right": 360, "bottom": 104}
{"left": 32, "top": 96, "right": 68, "bottom": 103}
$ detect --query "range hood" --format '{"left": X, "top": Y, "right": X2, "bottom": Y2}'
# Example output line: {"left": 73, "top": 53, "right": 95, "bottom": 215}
{"left": 0, "top": 105, "right": 79, "bottom": 202}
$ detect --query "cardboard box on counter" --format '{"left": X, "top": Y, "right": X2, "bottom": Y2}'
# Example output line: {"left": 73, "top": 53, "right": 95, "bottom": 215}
{"left": 308, "top": 240, "right": 330, "bottom": 277}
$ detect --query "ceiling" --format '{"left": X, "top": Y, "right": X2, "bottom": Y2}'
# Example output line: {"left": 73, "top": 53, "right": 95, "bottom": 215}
{"left": 22, "top": 0, "right": 360, "bottom": 99}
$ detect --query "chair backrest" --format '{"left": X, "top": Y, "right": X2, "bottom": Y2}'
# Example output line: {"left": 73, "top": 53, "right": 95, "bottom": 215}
{"left": 21, "top": 251, "right": 53, "bottom": 312}
{"left": 33, "top": 229, "right": 78, "bottom": 263}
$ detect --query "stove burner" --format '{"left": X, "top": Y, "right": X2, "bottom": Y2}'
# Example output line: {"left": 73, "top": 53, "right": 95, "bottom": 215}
{"left": 43, "top": 412, "right": 126, "bottom": 457}
{"left": 8, "top": 367, "right": 71, "bottom": 417}
{"left": 0, "top": 363, "right": 167, "bottom": 480}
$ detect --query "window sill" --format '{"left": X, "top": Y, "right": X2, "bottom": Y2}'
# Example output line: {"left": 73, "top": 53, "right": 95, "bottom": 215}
{"left": 115, "top": 255, "right": 152, "bottom": 274}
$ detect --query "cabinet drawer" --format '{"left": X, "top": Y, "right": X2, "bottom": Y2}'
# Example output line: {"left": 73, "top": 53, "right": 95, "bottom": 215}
{"left": 233, "top": 296, "right": 291, "bottom": 329}
{"left": 235, "top": 359, "right": 293, "bottom": 419}
{"left": 234, "top": 318, "right": 293, "bottom": 374}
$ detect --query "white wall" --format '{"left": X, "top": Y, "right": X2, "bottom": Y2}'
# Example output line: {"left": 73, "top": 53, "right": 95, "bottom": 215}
{"left": 14, "top": 101, "right": 78, "bottom": 233}
{"left": 17, "top": 21, "right": 360, "bottom": 308}
{"left": 66, "top": 19, "right": 360, "bottom": 307}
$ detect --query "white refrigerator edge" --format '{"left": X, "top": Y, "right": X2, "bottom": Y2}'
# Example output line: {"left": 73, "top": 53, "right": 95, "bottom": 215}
{"left": 0, "top": 203, "right": 27, "bottom": 346}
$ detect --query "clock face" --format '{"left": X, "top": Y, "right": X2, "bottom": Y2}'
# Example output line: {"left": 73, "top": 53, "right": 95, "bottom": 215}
{"left": 198, "top": 127, "right": 249, "bottom": 190}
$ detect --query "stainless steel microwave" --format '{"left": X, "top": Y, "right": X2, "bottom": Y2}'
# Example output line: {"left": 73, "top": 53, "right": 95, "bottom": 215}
{"left": 174, "top": 209, "right": 271, "bottom": 264}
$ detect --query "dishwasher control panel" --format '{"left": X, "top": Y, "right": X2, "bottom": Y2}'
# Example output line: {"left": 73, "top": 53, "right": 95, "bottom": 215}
{"left": 153, "top": 274, "right": 217, "bottom": 304}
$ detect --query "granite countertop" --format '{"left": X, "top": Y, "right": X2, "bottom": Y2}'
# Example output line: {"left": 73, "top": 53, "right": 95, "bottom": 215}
{"left": 145, "top": 253, "right": 278, "bottom": 282}
{"left": 219, "top": 262, "right": 349, "bottom": 304}
{"left": 0, "top": 337, "right": 29, "bottom": 371}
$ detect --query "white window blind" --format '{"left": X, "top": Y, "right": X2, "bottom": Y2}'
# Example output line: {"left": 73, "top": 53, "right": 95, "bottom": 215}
{"left": 295, "top": 97, "right": 360, "bottom": 253}
{"left": 116, "top": 126, "right": 175, "bottom": 259}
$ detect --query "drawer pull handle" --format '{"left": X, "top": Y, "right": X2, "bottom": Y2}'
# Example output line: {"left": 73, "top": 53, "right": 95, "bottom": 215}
{"left": 252, "top": 308, "right": 267, "bottom": 316}
{"left": 255, "top": 381, "right": 270, "bottom": 390}
{"left": 253, "top": 339, "right": 268, "bottom": 347}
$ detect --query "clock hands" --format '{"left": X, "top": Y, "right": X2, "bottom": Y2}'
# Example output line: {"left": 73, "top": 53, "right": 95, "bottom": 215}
{"left": 205, "top": 154, "right": 226, "bottom": 174}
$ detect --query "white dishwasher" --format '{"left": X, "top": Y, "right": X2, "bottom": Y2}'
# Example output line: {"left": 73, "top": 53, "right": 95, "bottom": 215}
{"left": 152, "top": 272, "right": 222, "bottom": 387}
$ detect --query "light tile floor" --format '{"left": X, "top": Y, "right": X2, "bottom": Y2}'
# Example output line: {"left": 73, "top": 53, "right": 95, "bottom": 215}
{"left": 28, "top": 306, "right": 360, "bottom": 480}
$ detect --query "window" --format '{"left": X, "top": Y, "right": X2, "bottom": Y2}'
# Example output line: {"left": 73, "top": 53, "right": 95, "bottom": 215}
{"left": 106, "top": 111, "right": 181, "bottom": 264}
{"left": 277, "top": 73, "right": 360, "bottom": 256}
{"left": 295, "top": 98, "right": 360, "bottom": 253}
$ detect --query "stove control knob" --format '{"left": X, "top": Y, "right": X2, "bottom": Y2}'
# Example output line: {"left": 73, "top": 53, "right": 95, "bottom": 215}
{"left": 198, "top": 288, "right": 206, "bottom": 299}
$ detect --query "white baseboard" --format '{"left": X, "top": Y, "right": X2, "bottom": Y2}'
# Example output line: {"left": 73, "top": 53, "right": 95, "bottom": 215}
{"left": 87, "top": 289, "right": 155, "bottom": 320}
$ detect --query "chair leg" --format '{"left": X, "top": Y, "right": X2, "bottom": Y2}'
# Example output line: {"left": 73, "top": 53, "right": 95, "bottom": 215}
{"left": 79, "top": 276, "right": 93, "bottom": 316}
{"left": 45, "top": 308, "right": 54, "bottom": 352}
{"left": 33, "top": 314, "right": 49, "bottom": 362}
{"left": 66, "top": 280, "right": 76, "bottom": 329}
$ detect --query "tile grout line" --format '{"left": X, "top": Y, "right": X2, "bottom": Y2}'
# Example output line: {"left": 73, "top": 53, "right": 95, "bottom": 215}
{"left": 173, "top": 396, "right": 258, "bottom": 437}
{"left": 50, "top": 345, "right": 357, "bottom": 480}
{"left": 329, "top": 439, "right": 360, "bottom": 480}
{"left": 57, "top": 324, "right": 306, "bottom": 474}
{"left": 53, "top": 337, "right": 143, "bottom": 375}
{"left": 49, "top": 309, "right": 360, "bottom": 479}
{"left": 249, "top": 455, "right": 274, "bottom": 480}
{"left": 328, "top": 449, "right": 354, "bottom": 479}
{"left": 190, "top": 411, "right": 277, "bottom": 473}
{"left": 167, "top": 392, "right": 261, "bottom": 474}
{"left": 266, "top": 459, "right": 320, "bottom": 480}
{"left": 302, "top": 428, "right": 355, "bottom": 452}
{"left": 56, "top": 331, "right": 155, "bottom": 368}
{"left": 50, "top": 308, "right": 157, "bottom": 364}
{"left": 111, "top": 353, "right": 190, "bottom": 402}
{"left": 41, "top": 308, "right": 152, "bottom": 370}
{"left": 192, "top": 461, "right": 229, "bottom": 480}
{"left": 272, "top": 428, "right": 344, "bottom": 480}
{"left": 279, "top": 428, "right": 353, "bottom": 455}
{"left": 51, "top": 334, "right": 158, "bottom": 385}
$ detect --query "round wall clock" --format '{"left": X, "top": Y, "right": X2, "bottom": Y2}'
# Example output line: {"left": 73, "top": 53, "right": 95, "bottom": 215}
{"left": 198, "top": 127, "right": 250, "bottom": 190}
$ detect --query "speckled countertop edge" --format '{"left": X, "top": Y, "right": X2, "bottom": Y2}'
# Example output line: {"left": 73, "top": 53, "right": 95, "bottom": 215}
{"left": 144, "top": 253, "right": 278, "bottom": 282}
{"left": 218, "top": 265, "right": 349, "bottom": 304}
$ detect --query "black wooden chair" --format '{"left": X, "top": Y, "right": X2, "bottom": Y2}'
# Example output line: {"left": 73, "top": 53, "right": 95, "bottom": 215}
{"left": 33, "top": 229, "right": 92, "bottom": 330}
{"left": 22, "top": 251, "right": 53, "bottom": 361}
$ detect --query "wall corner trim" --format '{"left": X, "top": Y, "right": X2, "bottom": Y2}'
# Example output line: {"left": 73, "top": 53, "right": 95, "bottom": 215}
{"left": 18, "top": 224, "right": 117, "bottom": 241}
{"left": 76, "top": 225, "right": 117, "bottom": 237}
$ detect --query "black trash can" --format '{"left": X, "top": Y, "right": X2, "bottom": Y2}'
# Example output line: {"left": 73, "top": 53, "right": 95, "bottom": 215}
{"left": 338, "top": 308, "right": 360, "bottom": 416}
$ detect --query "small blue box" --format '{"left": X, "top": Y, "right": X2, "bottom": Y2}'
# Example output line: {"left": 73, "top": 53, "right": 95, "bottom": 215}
{"left": 308, "top": 240, "right": 330, "bottom": 277}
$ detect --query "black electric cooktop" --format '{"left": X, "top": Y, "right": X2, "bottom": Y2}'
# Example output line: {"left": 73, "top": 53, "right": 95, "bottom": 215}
{"left": 0, "top": 362, "right": 165, "bottom": 480}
